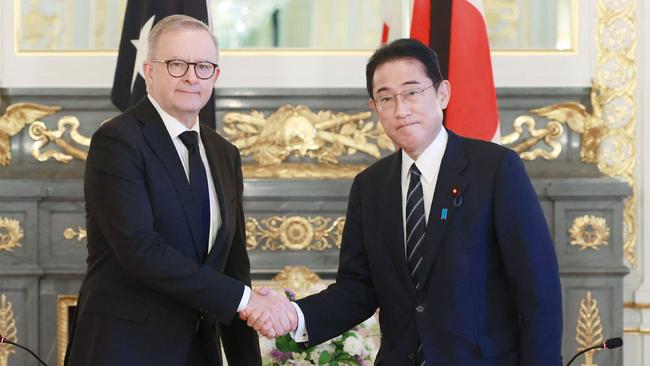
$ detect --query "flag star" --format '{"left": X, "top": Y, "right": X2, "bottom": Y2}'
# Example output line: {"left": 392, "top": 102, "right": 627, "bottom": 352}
{"left": 130, "top": 15, "right": 156, "bottom": 91}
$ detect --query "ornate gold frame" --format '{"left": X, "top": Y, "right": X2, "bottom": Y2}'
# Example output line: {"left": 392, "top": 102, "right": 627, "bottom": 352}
{"left": 56, "top": 295, "right": 77, "bottom": 366}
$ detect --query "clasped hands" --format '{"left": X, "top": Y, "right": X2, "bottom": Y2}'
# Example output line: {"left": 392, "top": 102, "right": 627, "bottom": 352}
{"left": 239, "top": 287, "right": 298, "bottom": 339}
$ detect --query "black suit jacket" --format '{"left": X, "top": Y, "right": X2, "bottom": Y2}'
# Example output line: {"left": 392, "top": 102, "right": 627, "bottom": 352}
{"left": 65, "top": 97, "right": 261, "bottom": 366}
{"left": 297, "top": 131, "right": 562, "bottom": 365}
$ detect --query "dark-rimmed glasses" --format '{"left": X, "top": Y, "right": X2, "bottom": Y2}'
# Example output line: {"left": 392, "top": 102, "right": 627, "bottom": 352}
{"left": 150, "top": 59, "right": 219, "bottom": 80}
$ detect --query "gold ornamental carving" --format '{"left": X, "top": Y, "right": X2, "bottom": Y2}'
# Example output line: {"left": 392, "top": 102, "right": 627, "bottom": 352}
{"left": 29, "top": 116, "right": 90, "bottom": 163}
{"left": 500, "top": 116, "right": 564, "bottom": 160}
{"left": 223, "top": 105, "right": 394, "bottom": 179}
{"left": 57, "top": 295, "right": 78, "bottom": 366}
{"left": 0, "top": 102, "right": 61, "bottom": 166}
{"left": 512, "top": 0, "right": 638, "bottom": 266}
{"left": 246, "top": 216, "right": 345, "bottom": 251}
{"left": 569, "top": 215, "right": 610, "bottom": 251}
{"left": 576, "top": 291, "right": 604, "bottom": 366}
{"left": 271, "top": 266, "right": 324, "bottom": 299}
{"left": 0, "top": 218, "right": 24, "bottom": 252}
{"left": 0, "top": 294, "right": 18, "bottom": 366}
{"left": 63, "top": 227, "right": 87, "bottom": 242}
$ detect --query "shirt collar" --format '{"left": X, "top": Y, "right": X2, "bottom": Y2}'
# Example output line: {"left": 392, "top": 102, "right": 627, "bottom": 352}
{"left": 401, "top": 128, "right": 448, "bottom": 185}
{"left": 148, "top": 94, "right": 201, "bottom": 139}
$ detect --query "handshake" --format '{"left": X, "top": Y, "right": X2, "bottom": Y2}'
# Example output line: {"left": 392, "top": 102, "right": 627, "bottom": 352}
{"left": 239, "top": 287, "right": 298, "bottom": 339}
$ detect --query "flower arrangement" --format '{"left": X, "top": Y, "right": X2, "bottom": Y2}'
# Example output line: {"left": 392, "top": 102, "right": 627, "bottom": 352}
{"left": 260, "top": 290, "right": 379, "bottom": 366}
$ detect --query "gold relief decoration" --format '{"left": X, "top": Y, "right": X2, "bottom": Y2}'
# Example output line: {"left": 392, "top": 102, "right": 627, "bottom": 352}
{"left": 576, "top": 291, "right": 604, "bottom": 366}
{"left": 29, "top": 116, "right": 91, "bottom": 163}
{"left": 223, "top": 105, "right": 394, "bottom": 178}
{"left": 500, "top": 116, "right": 564, "bottom": 160}
{"left": 63, "top": 227, "right": 87, "bottom": 242}
{"left": 0, "top": 218, "right": 24, "bottom": 252}
{"left": 246, "top": 216, "right": 345, "bottom": 251}
{"left": 0, "top": 103, "right": 61, "bottom": 166}
{"left": 569, "top": 215, "right": 610, "bottom": 251}
{"left": 270, "top": 266, "right": 324, "bottom": 299}
{"left": 0, "top": 294, "right": 18, "bottom": 366}
{"left": 57, "top": 295, "right": 77, "bottom": 366}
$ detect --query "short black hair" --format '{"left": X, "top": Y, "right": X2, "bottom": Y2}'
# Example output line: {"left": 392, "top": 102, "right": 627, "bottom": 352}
{"left": 366, "top": 38, "right": 444, "bottom": 98}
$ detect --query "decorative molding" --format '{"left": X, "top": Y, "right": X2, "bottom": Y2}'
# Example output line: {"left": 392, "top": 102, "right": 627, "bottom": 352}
{"left": 0, "top": 218, "right": 24, "bottom": 252}
{"left": 57, "top": 295, "right": 77, "bottom": 366}
{"left": 269, "top": 266, "right": 325, "bottom": 299}
{"left": 623, "top": 327, "right": 650, "bottom": 335}
{"left": 63, "top": 227, "right": 87, "bottom": 242}
{"left": 500, "top": 116, "right": 564, "bottom": 160}
{"left": 29, "top": 116, "right": 90, "bottom": 163}
{"left": 624, "top": 302, "right": 650, "bottom": 309}
{"left": 569, "top": 215, "right": 610, "bottom": 251}
{"left": 246, "top": 216, "right": 345, "bottom": 251}
{"left": 0, "top": 294, "right": 18, "bottom": 366}
{"left": 576, "top": 291, "right": 604, "bottom": 366}
{"left": 0, "top": 103, "right": 61, "bottom": 166}
{"left": 223, "top": 105, "right": 394, "bottom": 179}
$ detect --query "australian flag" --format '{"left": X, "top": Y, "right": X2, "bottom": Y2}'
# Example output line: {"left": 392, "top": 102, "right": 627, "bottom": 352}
{"left": 111, "top": 0, "right": 216, "bottom": 128}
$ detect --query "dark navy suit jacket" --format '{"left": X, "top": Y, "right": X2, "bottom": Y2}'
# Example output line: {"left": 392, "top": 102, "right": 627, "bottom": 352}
{"left": 65, "top": 98, "right": 260, "bottom": 365}
{"left": 297, "top": 130, "right": 562, "bottom": 365}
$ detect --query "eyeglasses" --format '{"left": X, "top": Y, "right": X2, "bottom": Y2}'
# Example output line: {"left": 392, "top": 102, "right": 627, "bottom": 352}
{"left": 374, "top": 84, "right": 435, "bottom": 111}
{"left": 150, "top": 59, "right": 219, "bottom": 80}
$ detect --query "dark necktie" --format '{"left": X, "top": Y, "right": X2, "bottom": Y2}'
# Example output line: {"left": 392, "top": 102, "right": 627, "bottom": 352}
{"left": 179, "top": 131, "right": 210, "bottom": 258}
{"left": 405, "top": 163, "right": 427, "bottom": 366}
{"left": 406, "top": 164, "right": 427, "bottom": 289}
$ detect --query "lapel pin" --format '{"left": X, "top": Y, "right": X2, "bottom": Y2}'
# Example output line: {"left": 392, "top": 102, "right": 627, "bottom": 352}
{"left": 451, "top": 186, "right": 463, "bottom": 207}
{"left": 441, "top": 208, "right": 448, "bottom": 220}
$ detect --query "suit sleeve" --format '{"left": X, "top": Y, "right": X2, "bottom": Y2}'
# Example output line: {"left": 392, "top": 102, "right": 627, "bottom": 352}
{"left": 296, "top": 176, "right": 378, "bottom": 346}
{"left": 493, "top": 150, "right": 563, "bottom": 365}
{"left": 84, "top": 125, "right": 244, "bottom": 323}
{"left": 220, "top": 149, "right": 262, "bottom": 365}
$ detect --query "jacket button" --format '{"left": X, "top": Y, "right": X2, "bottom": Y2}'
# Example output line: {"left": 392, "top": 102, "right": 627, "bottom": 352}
{"left": 416, "top": 305, "right": 424, "bottom": 313}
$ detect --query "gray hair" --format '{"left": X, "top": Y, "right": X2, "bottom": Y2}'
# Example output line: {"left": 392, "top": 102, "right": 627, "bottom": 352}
{"left": 147, "top": 14, "right": 219, "bottom": 59}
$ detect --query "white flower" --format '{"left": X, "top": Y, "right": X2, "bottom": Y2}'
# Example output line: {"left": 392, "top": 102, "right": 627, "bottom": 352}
{"left": 343, "top": 336, "right": 365, "bottom": 356}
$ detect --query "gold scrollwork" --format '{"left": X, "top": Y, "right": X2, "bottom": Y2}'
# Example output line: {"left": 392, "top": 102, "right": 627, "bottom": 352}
{"left": 246, "top": 216, "right": 345, "bottom": 251}
{"left": 576, "top": 291, "right": 604, "bottom": 366}
{"left": 0, "top": 103, "right": 61, "bottom": 166}
{"left": 0, "top": 294, "right": 18, "bottom": 366}
{"left": 0, "top": 218, "right": 24, "bottom": 252}
{"left": 63, "top": 227, "right": 87, "bottom": 242}
{"left": 569, "top": 215, "right": 610, "bottom": 251}
{"left": 270, "top": 266, "right": 324, "bottom": 299}
{"left": 500, "top": 116, "right": 564, "bottom": 160}
{"left": 223, "top": 105, "right": 394, "bottom": 178}
{"left": 29, "top": 116, "right": 90, "bottom": 163}
{"left": 57, "top": 295, "right": 78, "bottom": 366}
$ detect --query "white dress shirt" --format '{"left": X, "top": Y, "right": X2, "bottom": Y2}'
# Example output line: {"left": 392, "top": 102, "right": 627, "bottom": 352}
{"left": 148, "top": 95, "right": 250, "bottom": 311}
{"left": 291, "top": 129, "right": 449, "bottom": 342}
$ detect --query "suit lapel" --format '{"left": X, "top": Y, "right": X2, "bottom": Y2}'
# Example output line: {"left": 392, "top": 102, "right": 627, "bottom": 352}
{"left": 136, "top": 98, "right": 203, "bottom": 260}
{"left": 200, "top": 125, "right": 231, "bottom": 262}
{"left": 380, "top": 152, "right": 417, "bottom": 295}
{"left": 418, "top": 131, "right": 468, "bottom": 291}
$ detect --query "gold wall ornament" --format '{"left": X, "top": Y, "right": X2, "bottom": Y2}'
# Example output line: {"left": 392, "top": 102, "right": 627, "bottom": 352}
{"left": 28, "top": 116, "right": 90, "bottom": 163}
{"left": 270, "top": 266, "right": 324, "bottom": 299}
{"left": 63, "top": 227, "right": 87, "bottom": 242}
{"left": 569, "top": 215, "right": 610, "bottom": 251}
{"left": 576, "top": 291, "right": 604, "bottom": 366}
{"left": 500, "top": 116, "right": 564, "bottom": 160}
{"left": 0, "top": 294, "right": 18, "bottom": 366}
{"left": 223, "top": 105, "right": 394, "bottom": 178}
{"left": 246, "top": 216, "right": 345, "bottom": 251}
{"left": 0, "top": 102, "right": 61, "bottom": 166}
{"left": 57, "top": 295, "right": 78, "bottom": 366}
{"left": 0, "top": 218, "right": 24, "bottom": 252}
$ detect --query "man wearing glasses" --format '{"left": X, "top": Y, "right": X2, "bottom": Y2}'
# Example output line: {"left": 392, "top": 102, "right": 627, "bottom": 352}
{"left": 65, "top": 15, "right": 294, "bottom": 366}
{"left": 244, "top": 38, "right": 563, "bottom": 365}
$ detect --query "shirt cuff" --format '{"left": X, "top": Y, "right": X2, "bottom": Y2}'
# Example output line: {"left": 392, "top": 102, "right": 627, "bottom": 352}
{"left": 236, "top": 285, "right": 251, "bottom": 312}
{"left": 289, "top": 302, "right": 309, "bottom": 342}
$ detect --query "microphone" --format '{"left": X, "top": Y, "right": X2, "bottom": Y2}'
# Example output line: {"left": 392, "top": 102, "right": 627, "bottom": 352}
{"left": 566, "top": 337, "right": 623, "bottom": 366}
{"left": 0, "top": 334, "right": 49, "bottom": 366}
